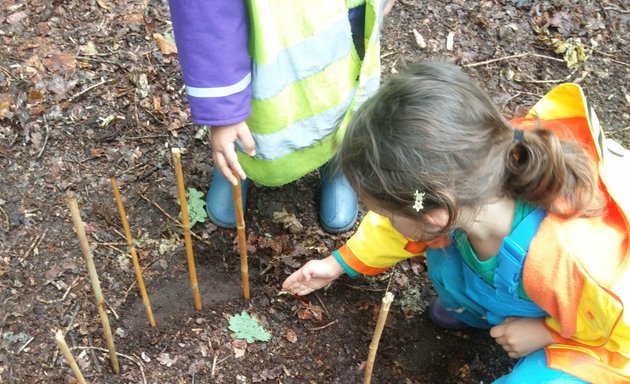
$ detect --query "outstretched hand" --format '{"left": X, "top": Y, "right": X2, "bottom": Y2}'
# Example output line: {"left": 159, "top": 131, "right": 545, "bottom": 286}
{"left": 490, "top": 317, "right": 556, "bottom": 359}
{"left": 282, "top": 255, "right": 345, "bottom": 296}
{"left": 211, "top": 121, "right": 256, "bottom": 185}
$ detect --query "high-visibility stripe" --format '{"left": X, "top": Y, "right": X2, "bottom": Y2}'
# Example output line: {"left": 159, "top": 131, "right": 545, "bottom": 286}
{"left": 246, "top": 0, "right": 348, "bottom": 65}
{"left": 240, "top": 0, "right": 384, "bottom": 185}
{"left": 186, "top": 73, "right": 251, "bottom": 98}
{"left": 249, "top": 87, "right": 357, "bottom": 160}
{"left": 252, "top": 16, "right": 353, "bottom": 101}
{"left": 248, "top": 55, "right": 360, "bottom": 134}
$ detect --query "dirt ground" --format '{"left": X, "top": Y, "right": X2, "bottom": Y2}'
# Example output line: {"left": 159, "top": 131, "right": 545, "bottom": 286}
{"left": 1, "top": 0, "right": 629, "bottom": 383}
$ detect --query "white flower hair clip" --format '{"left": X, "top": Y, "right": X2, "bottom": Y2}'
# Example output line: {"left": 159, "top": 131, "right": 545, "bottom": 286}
{"left": 413, "top": 190, "right": 425, "bottom": 212}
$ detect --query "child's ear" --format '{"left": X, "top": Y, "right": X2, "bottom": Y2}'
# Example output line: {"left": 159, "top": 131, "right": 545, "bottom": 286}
{"left": 424, "top": 209, "right": 449, "bottom": 230}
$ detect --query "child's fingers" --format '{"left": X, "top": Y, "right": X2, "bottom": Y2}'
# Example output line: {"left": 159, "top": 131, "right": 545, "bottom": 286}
{"left": 236, "top": 123, "right": 256, "bottom": 157}
{"left": 489, "top": 324, "right": 505, "bottom": 338}
{"left": 213, "top": 153, "right": 239, "bottom": 185}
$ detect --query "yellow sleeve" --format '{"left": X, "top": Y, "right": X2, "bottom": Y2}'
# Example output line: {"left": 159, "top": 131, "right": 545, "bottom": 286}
{"left": 334, "top": 211, "right": 427, "bottom": 276}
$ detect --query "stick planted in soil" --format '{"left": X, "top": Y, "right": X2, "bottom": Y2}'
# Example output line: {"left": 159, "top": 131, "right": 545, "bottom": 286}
{"left": 232, "top": 179, "right": 250, "bottom": 299}
{"left": 54, "top": 330, "right": 87, "bottom": 384}
{"left": 110, "top": 176, "right": 157, "bottom": 327}
{"left": 363, "top": 291, "right": 394, "bottom": 384}
{"left": 171, "top": 148, "right": 203, "bottom": 310}
{"left": 66, "top": 191, "right": 120, "bottom": 374}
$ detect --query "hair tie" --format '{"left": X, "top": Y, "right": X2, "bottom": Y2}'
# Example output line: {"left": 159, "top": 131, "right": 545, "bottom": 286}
{"left": 513, "top": 129, "right": 524, "bottom": 143}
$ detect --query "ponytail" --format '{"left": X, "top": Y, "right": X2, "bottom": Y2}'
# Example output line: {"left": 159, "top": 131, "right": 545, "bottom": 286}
{"left": 505, "top": 129, "right": 603, "bottom": 217}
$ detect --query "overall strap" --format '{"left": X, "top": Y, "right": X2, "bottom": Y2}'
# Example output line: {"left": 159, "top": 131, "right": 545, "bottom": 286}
{"left": 494, "top": 207, "right": 547, "bottom": 299}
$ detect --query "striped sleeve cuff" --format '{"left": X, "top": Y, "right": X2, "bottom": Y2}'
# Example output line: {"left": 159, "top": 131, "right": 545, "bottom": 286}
{"left": 333, "top": 250, "right": 359, "bottom": 278}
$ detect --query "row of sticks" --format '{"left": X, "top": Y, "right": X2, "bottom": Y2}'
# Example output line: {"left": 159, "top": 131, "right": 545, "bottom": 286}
{"left": 53, "top": 148, "right": 250, "bottom": 382}
{"left": 53, "top": 148, "right": 393, "bottom": 384}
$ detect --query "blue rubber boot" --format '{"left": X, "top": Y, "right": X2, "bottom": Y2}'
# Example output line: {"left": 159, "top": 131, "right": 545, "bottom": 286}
{"left": 319, "top": 163, "right": 358, "bottom": 233}
{"left": 206, "top": 166, "right": 249, "bottom": 229}
{"left": 429, "top": 297, "right": 469, "bottom": 330}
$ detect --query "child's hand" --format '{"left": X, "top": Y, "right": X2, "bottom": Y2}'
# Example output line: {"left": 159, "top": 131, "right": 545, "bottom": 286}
{"left": 211, "top": 121, "right": 256, "bottom": 185}
{"left": 282, "top": 255, "right": 345, "bottom": 296}
{"left": 490, "top": 317, "right": 556, "bottom": 359}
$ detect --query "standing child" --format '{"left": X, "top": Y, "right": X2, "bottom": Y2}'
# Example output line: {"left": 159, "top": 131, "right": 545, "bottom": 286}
{"left": 282, "top": 62, "right": 630, "bottom": 383}
{"left": 168, "top": 0, "right": 393, "bottom": 232}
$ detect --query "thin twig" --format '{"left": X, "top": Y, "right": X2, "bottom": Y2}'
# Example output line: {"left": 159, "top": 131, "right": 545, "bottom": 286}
{"left": 137, "top": 193, "right": 213, "bottom": 246}
{"left": 605, "top": 126, "right": 630, "bottom": 135}
{"left": 464, "top": 52, "right": 564, "bottom": 68}
{"left": 315, "top": 294, "right": 330, "bottom": 318}
{"left": 17, "top": 336, "right": 34, "bottom": 354}
{"left": 0, "top": 205, "right": 9, "bottom": 232}
{"left": 344, "top": 284, "right": 386, "bottom": 293}
{"left": 36, "top": 115, "right": 50, "bottom": 159}
{"left": 308, "top": 319, "right": 338, "bottom": 331}
{"left": 68, "top": 78, "right": 114, "bottom": 102}
{"left": 592, "top": 49, "right": 630, "bottom": 68}
{"left": 73, "top": 346, "right": 147, "bottom": 384}
{"left": 211, "top": 351, "right": 220, "bottom": 378}
{"left": 21, "top": 229, "right": 48, "bottom": 261}
{"left": 36, "top": 276, "right": 82, "bottom": 304}
{"left": 604, "top": 6, "right": 630, "bottom": 14}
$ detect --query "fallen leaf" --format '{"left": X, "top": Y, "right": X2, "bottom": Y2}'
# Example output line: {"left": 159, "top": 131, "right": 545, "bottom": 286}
{"left": 232, "top": 339, "right": 247, "bottom": 358}
{"left": 7, "top": 11, "right": 28, "bottom": 24}
{"left": 96, "top": 0, "right": 110, "bottom": 10}
{"left": 0, "top": 94, "right": 11, "bottom": 117}
{"left": 286, "top": 329, "right": 298, "bottom": 343}
{"left": 446, "top": 31, "right": 455, "bottom": 51}
{"left": 157, "top": 352, "right": 178, "bottom": 367}
{"left": 79, "top": 41, "right": 98, "bottom": 56}
{"left": 153, "top": 33, "right": 178, "bottom": 56}
{"left": 272, "top": 209, "right": 304, "bottom": 234}
{"left": 228, "top": 311, "right": 272, "bottom": 343}
{"left": 412, "top": 29, "right": 426, "bottom": 49}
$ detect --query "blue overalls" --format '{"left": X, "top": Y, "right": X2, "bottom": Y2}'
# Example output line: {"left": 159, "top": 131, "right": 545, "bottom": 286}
{"left": 426, "top": 208, "right": 588, "bottom": 383}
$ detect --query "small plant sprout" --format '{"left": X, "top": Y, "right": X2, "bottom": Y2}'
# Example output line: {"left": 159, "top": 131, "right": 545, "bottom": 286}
{"left": 171, "top": 148, "right": 202, "bottom": 311}
{"left": 232, "top": 179, "right": 250, "bottom": 299}
{"left": 184, "top": 187, "right": 208, "bottom": 227}
{"left": 110, "top": 176, "right": 157, "bottom": 327}
{"left": 54, "top": 329, "right": 86, "bottom": 384}
{"left": 66, "top": 191, "right": 120, "bottom": 374}
{"left": 364, "top": 291, "right": 394, "bottom": 384}
{"left": 228, "top": 311, "right": 271, "bottom": 343}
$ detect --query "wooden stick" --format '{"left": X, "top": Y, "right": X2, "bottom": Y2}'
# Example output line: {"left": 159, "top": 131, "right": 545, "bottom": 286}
{"left": 363, "top": 291, "right": 394, "bottom": 384}
{"left": 66, "top": 191, "right": 120, "bottom": 374}
{"left": 110, "top": 176, "right": 157, "bottom": 327}
{"left": 54, "top": 330, "right": 86, "bottom": 384}
{"left": 171, "top": 148, "right": 202, "bottom": 310}
{"left": 232, "top": 178, "right": 250, "bottom": 299}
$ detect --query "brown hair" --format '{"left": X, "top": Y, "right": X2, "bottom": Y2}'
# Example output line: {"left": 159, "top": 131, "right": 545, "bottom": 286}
{"left": 335, "top": 62, "right": 601, "bottom": 232}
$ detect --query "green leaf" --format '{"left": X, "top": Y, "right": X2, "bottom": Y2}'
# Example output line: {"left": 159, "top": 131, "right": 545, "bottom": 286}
{"left": 185, "top": 187, "right": 207, "bottom": 227}
{"left": 228, "top": 311, "right": 272, "bottom": 343}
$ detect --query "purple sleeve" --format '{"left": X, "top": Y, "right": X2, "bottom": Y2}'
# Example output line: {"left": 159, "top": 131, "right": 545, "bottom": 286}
{"left": 168, "top": 0, "right": 251, "bottom": 126}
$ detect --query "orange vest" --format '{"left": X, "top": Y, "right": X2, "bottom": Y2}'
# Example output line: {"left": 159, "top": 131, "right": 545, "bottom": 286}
{"left": 516, "top": 84, "right": 630, "bottom": 383}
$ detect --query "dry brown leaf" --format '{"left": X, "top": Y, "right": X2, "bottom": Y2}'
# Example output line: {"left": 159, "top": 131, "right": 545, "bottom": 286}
{"left": 285, "top": 329, "right": 298, "bottom": 343}
{"left": 153, "top": 33, "right": 178, "bottom": 56}
{"left": 123, "top": 13, "right": 144, "bottom": 25}
{"left": 272, "top": 209, "right": 304, "bottom": 234}
{"left": 7, "top": 11, "right": 28, "bottom": 25}
{"left": 0, "top": 94, "right": 11, "bottom": 118}
{"left": 232, "top": 339, "right": 247, "bottom": 358}
{"left": 95, "top": 0, "right": 110, "bottom": 10}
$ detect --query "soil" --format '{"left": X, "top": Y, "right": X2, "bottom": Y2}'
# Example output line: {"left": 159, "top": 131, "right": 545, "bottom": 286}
{"left": 1, "top": 1, "right": 629, "bottom": 383}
